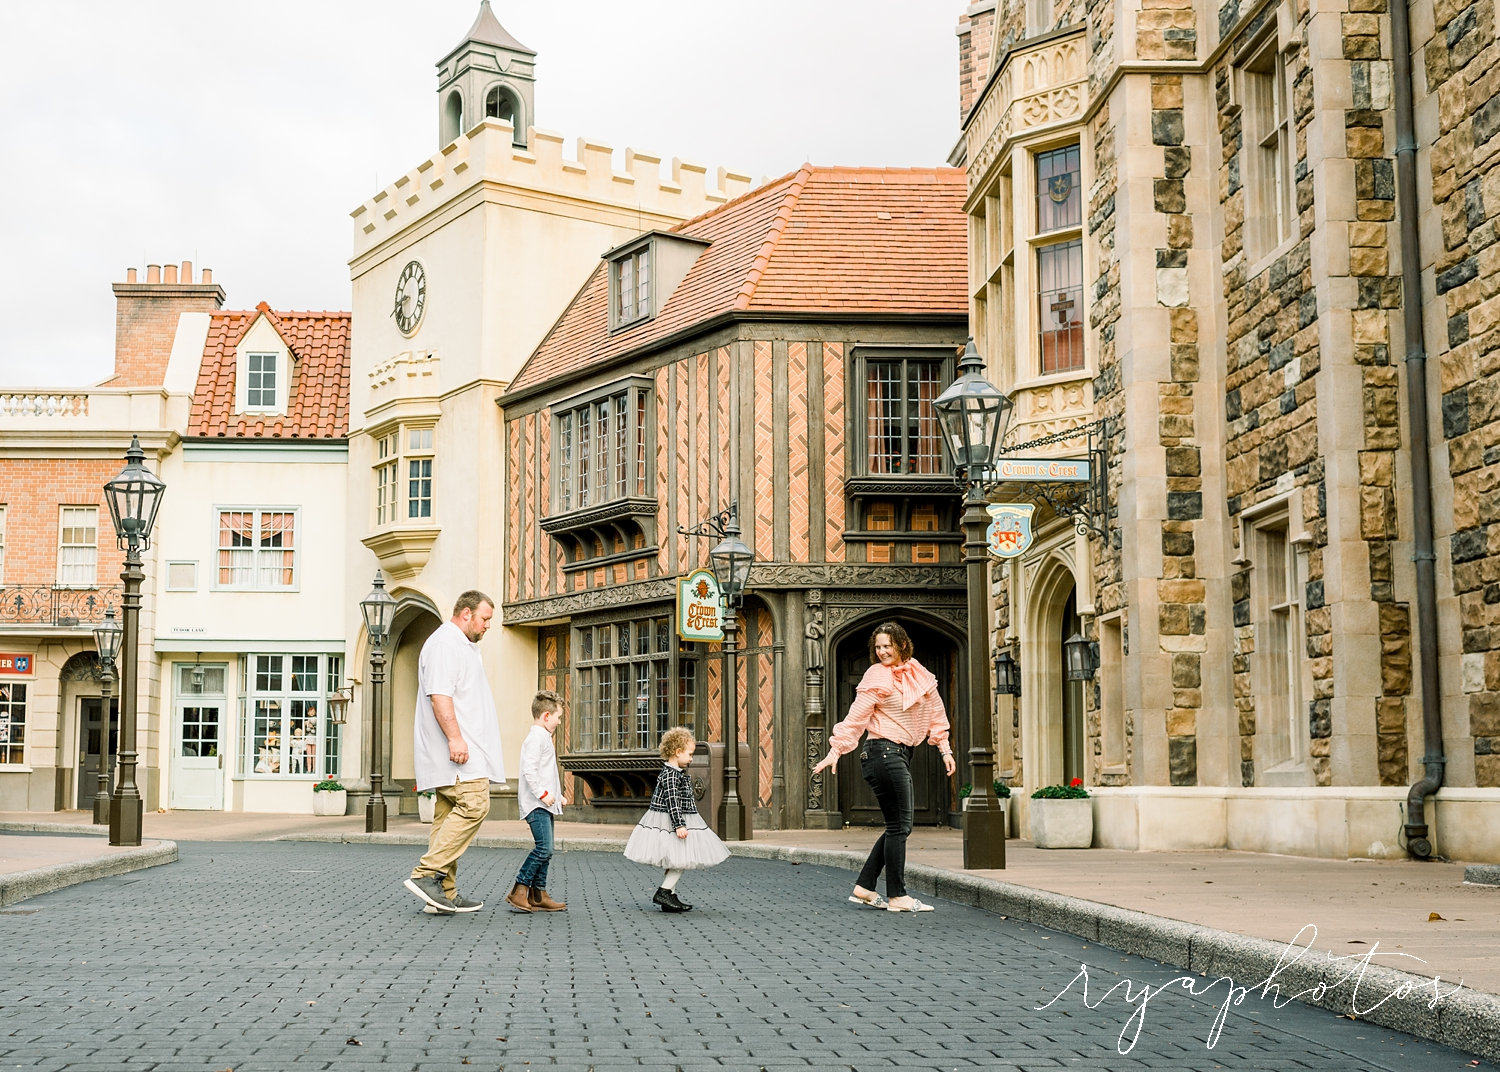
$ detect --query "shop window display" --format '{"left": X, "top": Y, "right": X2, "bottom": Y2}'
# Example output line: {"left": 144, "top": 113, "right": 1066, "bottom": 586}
{"left": 242, "top": 653, "right": 341, "bottom": 778}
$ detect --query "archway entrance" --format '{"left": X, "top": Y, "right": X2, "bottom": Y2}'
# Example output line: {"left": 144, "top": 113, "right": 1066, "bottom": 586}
{"left": 388, "top": 604, "right": 442, "bottom": 810}
{"left": 1022, "top": 558, "right": 1087, "bottom": 793}
{"left": 832, "top": 618, "right": 959, "bottom": 827}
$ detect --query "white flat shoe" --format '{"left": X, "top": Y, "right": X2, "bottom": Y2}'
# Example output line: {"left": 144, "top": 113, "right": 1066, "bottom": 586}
{"left": 886, "top": 897, "right": 934, "bottom": 913}
{"left": 848, "top": 891, "right": 888, "bottom": 909}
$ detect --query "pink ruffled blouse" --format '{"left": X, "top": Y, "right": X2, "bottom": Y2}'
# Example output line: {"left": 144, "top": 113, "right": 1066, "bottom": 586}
{"left": 826, "top": 658, "right": 952, "bottom": 758}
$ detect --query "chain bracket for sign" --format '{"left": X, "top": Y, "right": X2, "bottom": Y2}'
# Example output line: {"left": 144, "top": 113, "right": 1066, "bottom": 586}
{"left": 985, "top": 417, "right": 1112, "bottom": 540}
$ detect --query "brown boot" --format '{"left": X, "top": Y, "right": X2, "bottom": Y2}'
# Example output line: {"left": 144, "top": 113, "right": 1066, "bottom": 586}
{"left": 528, "top": 886, "right": 567, "bottom": 911}
{"left": 504, "top": 882, "right": 533, "bottom": 912}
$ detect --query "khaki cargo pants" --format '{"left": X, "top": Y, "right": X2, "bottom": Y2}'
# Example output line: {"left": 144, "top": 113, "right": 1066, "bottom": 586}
{"left": 409, "top": 777, "right": 491, "bottom": 899}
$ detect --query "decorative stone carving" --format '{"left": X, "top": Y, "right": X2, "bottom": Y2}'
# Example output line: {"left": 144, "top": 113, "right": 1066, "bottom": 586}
{"left": 504, "top": 577, "right": 677, "bottom": 622}
{"left": 964, "top": 29, "right": 1088, "bottom": 192}
{"left": 750, "top": 564, "right": 966, "bottom": 589}
{"left": 504, "top": 566, "right": 966, "bottom": 623}
{"left": 806, "top": 727, "right": 825, "bottom": 810}
{"left": 804, "top": 609, "right": 825, "bottom": 674}
{"left": 823, "top": 595, "right": 967, "bottom": 635}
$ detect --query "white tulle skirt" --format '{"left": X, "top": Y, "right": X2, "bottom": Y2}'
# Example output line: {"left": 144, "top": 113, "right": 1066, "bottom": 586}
{"left": 623, "top": 810, "right": 730, "bottom": 871}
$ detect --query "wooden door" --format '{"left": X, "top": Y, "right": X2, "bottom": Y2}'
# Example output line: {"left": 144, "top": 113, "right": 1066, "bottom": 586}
{"left": 832, "top": 622, "right": 952, "bottom": 826}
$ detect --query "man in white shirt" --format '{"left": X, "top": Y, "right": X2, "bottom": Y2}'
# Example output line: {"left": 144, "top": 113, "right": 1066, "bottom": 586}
{"left": 506, "top": 690, "right": 568, "bottom": 912}
{"left": 403, "top": 591, "right": 507, "bottom": 914}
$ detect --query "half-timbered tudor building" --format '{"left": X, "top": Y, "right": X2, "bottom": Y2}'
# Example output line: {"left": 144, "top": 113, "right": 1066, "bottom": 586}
{"left": 498, "top": 166, "right": 974, "bottom": 831}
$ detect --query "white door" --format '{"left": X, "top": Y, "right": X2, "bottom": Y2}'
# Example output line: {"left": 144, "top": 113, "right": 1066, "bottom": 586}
{"left": 170, "top": 663, "right": 226, "bottom": 810}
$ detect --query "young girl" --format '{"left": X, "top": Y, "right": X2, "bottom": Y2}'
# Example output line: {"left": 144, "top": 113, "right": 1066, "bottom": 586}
{"left": 624, "top": 726, "right": 729, "bottom": 911}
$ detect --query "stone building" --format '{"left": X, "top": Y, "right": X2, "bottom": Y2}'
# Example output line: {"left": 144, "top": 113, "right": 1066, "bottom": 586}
{"left": 953, "top": 0, "right": 1500, "bottom": 860}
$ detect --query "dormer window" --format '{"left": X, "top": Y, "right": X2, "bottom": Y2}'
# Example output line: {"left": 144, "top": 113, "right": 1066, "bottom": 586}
{"left": 601, "top": 231, "right": 710, "bottom": 335}
{"left": 612, "top": 244, "right": 652, "bottom": 329}
{"left": 234, "top": 312, "right": 292, "bottom": 415}
{"left": 246, "top": 353, "right": 278, "bottom": 409}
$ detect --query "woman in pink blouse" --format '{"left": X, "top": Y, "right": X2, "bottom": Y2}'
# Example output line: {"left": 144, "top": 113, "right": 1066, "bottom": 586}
{"left": 812, "top": 621, "right": 956, "bottom": 912}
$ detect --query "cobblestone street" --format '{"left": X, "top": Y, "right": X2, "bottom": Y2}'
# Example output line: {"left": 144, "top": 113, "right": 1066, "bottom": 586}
{"left": 0, "top": 841, "right": 1475, "bottom": 1070}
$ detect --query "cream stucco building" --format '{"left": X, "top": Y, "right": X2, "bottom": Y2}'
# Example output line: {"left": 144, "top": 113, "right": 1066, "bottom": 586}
{"left": 342, "top": 2, "right": 750, "bottom": 816}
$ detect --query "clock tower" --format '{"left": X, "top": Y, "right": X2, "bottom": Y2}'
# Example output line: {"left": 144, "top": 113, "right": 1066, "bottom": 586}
{"left": 347, "top": 5, "right": 750, "bottom": 821}
{"left": 437, "top": 1, "right": 536, "bottom": 149}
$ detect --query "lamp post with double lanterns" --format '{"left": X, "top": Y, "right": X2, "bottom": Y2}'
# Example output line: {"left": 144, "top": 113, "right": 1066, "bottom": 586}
{"left": 101, "top": 436, "right": 166, "bottom": 847}
{"left": 91, "top": 609, "right": 123, "bottom": 826}
{"left": 678, "top": 502, "right": 755, "bottom": 841}
{"left": 360, "top": 571, "right": 396, "bottom": 833}
{"left": 933, "top": 338, "right": 1013, "bottom": 870}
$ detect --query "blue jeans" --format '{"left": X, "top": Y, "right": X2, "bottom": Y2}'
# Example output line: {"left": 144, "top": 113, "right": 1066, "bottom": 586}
{"left": 854, "top": 738, "right": 914, "bottom": 899}
{"left": 516, "top": 808, "right": 555, "bottom": 889}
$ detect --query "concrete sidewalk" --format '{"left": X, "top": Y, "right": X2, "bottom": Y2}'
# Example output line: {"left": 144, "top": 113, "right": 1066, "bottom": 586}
{"left": 4, "top": 808, "right": 1499, "bottom": 1058}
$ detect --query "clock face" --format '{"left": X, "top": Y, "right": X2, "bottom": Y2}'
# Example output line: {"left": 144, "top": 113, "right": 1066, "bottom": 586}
{"left": 393, "top": 260, "right": 426, "bottom": 336}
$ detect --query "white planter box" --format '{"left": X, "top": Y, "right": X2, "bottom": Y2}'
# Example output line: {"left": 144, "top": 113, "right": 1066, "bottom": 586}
{"left": 1029, "top": 797, "right": 1092, "bottom": 848}
{"left": 418, "top": 794, "right": 435, "bottom": 823}
{"left": 312, "top": 789, "right": 347, "bottom": 817}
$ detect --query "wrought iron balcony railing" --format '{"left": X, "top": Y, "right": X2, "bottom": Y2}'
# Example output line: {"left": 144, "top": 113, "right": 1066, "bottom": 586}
{"left": 0, "top": 583, "right": 124, "bottom": 627}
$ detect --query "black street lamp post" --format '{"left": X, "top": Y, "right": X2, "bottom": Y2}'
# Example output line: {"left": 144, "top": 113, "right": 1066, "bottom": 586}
{"left": 91, "top": 609, "right": 123, "bottom": 826}
{"left": 102, "top": 436, "right": 166, "bottom": 847}
{"left": 360, "top": 571, "right": 396, "bottom": 833}
{"left": 679, "top": 502, "right": 755, "bottom": 841}
{"left": 933, "top": 338, "right": 1013, "bottom": 871}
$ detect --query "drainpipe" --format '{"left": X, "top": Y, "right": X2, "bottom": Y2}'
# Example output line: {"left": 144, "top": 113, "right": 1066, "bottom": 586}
{"left": 1390, "top": 0, "right": 1445, "bottom": 858}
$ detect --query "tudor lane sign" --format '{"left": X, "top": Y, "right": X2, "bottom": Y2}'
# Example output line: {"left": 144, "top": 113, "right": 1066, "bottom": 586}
{"left": 677, "top": 568, "right": 724, "bottom": 642}
{"left": 985, "top": 456, "right": 1092, "bottom": 559}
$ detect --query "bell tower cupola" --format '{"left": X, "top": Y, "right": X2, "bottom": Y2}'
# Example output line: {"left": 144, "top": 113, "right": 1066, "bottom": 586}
{"left": 437, "top": 1, "right": 536, "bottom": 149}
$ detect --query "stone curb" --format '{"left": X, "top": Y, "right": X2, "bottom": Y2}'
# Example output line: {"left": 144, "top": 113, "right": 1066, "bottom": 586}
{"left": 0, "top": 821, "right": 111, "bottom": 835}
{"left": 0, "top": 840, "right": 178, "bottom": 908}
{"left": 1464, "top": 864, "right": 1500, "bottom": 886}
{"left": 283, "top": 832, "right": 1500, "bottom": 1060}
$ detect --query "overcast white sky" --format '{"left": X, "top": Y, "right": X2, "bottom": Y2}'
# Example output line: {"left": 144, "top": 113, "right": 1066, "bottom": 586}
{"left": 0, "top": 1, "right": 964, "bottom": 387}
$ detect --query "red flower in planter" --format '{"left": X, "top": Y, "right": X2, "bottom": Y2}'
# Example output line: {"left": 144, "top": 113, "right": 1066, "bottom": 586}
{"left": 1069, "top": 777, "right": 1083, "bottom": 787}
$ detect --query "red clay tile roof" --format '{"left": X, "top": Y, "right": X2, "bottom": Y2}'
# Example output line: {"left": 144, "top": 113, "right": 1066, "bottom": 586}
{"left": 189, "top": 302, "right": 351, "bottom": 439}
{"left": 507, "top": 165, "right": 967, "bottom": 395}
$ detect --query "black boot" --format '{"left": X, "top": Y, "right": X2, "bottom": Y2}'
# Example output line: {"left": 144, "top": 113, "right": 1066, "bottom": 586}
{"left": 653, "top": 887, "right": 691, "bottom": 912}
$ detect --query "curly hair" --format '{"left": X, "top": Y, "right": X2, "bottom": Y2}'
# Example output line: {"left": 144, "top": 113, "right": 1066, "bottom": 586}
{"left": 868, "top": 621, "right": 915, "bottom": 664}
{"left": 659, "top": 725, "right": 696, "bottom": 760}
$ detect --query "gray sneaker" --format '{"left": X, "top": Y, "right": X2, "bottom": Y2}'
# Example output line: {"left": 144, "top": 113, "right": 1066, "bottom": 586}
{"left": 404, "top": 874, "right": 456, "bottom": 913}
{"left": 423, "top": 894, "right": 482, "bottom": 914}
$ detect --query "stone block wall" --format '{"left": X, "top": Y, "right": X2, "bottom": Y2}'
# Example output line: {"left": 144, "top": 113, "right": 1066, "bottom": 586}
{"left": 1214, "top": 0, "right": 1419, "bottom": 790}
{"left": 1427, "top": 0, "right": 1500, "bottom": 786}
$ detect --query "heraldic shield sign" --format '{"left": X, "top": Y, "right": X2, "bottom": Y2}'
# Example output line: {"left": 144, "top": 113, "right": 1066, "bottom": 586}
{"left": 986, "top": 503, "right": 1036, "bottom": 559}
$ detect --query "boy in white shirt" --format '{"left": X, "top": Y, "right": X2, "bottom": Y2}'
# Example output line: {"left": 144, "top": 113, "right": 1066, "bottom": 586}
{"left": 507, "top": 690, "right": 568, "bottom": 912}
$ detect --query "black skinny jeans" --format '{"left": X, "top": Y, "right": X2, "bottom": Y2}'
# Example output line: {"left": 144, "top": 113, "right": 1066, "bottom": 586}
{"left": 854, "top": 738, "right": 915, "bottom": 899}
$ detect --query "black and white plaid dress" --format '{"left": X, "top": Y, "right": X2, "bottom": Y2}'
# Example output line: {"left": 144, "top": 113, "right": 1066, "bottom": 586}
{"left": 623, "top": 764, "right": 730, "bottom": 871}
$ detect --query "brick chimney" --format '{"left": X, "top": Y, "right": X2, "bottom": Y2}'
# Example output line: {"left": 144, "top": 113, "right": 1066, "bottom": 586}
{"left": 957, "top": 2, "right": 998, "bottom": 124}
{"left": 110, "top": 260, "right": 225, "bottom": 387}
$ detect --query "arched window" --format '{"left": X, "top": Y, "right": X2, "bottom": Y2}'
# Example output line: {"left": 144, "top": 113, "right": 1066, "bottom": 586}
{"left": 485, "top": 85, "right": 514, "bottom": 124}
{"left": 442, "top": 90, "right": 464, "bottom": 145}
{"left": 484, "top": 85, "right": 524, "bottom": 145}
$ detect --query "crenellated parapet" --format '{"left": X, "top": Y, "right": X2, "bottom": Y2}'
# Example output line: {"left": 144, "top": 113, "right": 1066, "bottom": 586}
{"left": 351, "top": 118, "right": 753, "bottom": 258}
